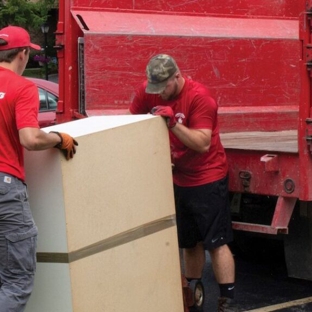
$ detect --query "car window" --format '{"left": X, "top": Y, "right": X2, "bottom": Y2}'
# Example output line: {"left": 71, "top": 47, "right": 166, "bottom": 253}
{"left": 47, "top": 91, "right": 58, "bottom": 110}
{"left": 38, "top": 87, "right": 58, "bottom": 111}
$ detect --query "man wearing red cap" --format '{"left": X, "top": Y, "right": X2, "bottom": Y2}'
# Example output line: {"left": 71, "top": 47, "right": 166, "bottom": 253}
{"left": 0, "top": 25, "right": 78, "bottom": 311}
{"left": 129, "top": 54, "right": 240, "bottom": 311}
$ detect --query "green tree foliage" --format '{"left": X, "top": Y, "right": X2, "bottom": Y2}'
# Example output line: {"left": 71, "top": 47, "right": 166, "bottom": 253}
{"left": 0, "top": 0, "right": 57, "bottom": 30}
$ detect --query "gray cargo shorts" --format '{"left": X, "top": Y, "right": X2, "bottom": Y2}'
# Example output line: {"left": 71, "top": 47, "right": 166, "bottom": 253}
{"left": 0, "top": 173, "right": 38, "bottom": 312}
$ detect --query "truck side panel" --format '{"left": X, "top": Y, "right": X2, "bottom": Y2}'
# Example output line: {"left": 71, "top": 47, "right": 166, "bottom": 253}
{"left": 73, "top": 10, "right": 299, "bottom": 133}
{"left": 71, "top": 0, "right": 299, "bottom": 18}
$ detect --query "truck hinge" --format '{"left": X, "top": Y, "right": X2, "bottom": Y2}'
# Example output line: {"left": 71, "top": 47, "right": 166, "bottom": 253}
{"left": 53, "top": 44, "right": 64, "bottom": 51}
{"left": 304, "top": 4, "right": 312, "bottom": 71}
{"left": 54, "top": 22, "right": 65, "bottom": 54}
{"left": 305, "top": 44, "right": 312, "bottom": 72}
{"left": 305, "top": 118, "right": 312, "bottom": 153}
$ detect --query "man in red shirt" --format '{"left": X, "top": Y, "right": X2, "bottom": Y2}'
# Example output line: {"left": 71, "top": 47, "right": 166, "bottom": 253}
{"left": 0, "top": 25, "right": 78, "bottom": 311}
{"left": 129, "top": 54, "right": 239, "bottom": 311}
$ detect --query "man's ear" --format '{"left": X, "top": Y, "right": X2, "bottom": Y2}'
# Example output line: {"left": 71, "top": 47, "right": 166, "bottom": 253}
{"left": 18, "top": 49, "right": 28, "bottom": 60}
{"left": 17, "top": 50, "right": 24, "bottom": 58}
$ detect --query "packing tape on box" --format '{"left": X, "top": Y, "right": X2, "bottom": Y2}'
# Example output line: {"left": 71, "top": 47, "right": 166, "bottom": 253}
{"left": 37, "top": 214, "right": 176, "bottom": 263}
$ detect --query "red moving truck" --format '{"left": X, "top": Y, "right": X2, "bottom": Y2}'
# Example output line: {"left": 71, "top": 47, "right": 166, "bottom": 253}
{"left": 54, "top": 0, "right": 312, "bottom": 280}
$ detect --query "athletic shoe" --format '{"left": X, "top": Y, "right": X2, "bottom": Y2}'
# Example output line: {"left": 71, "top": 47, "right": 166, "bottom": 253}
{"left": 218, "top": 297, "right": 240, "bottom": 312}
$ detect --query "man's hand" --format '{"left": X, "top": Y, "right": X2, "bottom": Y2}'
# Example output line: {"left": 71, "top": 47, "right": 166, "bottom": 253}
{"left": 151, "top": 106, "right": 176, "bottom": 128}
{"left": 50, "top": 131, "right": 78, "bottom": 160}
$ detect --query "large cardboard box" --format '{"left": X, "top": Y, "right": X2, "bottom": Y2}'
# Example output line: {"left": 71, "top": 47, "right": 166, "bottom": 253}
{"left": 24, "top": 115, "right": 183, "bottom": 312}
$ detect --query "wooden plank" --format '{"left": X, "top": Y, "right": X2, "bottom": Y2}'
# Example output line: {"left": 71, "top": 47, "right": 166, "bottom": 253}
{"left": 220, "top": 130, "right": 298, "bottom": 153}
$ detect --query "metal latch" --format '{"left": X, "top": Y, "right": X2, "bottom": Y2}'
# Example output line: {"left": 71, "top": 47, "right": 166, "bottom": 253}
{"left": 260, "top": 154, "right": 279, "bottom": 172}
{"left": 305, "top": 44, "right": 312, "bottom": 72}
{"left": 239, "top": 171, "right": 251, "bottom": 192}
{"left": 305, "top": 118, "right": 312, "bottom": 153}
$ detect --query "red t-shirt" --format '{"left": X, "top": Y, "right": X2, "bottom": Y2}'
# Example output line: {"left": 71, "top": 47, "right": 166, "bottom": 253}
{"left": 0, "top": 67, "right": 39, "bottom": 181}
{"left": 129, "top": 78, "right": 228, "bottom": 187}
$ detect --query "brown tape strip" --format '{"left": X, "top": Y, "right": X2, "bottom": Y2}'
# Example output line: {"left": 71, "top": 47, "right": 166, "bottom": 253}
{"left": 37, "top": 252, "right": 69, "bottom": 263}
{"left": 37, "top": 214, "right": 176, "bottom": 264}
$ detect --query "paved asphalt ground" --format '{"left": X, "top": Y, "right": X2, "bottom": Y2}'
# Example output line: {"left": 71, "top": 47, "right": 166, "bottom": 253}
{"left": 48, "top": 73, "right": 58, "bottom": 83}
{"left": 201, "top": 243, "right": 312, "bottom": 312}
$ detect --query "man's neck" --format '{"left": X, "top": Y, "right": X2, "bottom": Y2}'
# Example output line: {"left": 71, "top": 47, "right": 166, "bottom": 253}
{"left": 177, "top": 77, "right": 185, "bottom": 95}
{"left": 0, "top": 62, "right": 16, "bottom": 73}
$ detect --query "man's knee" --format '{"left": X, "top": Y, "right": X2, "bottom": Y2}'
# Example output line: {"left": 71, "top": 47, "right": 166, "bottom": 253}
{"left": 0, "top": 226, "right": 37, "bottom": 311}
{"left": 0, "top": 272, "right": 35, "bottom": 312}
{"left": 208, "top": 243, "right": 231, "bottom": 257}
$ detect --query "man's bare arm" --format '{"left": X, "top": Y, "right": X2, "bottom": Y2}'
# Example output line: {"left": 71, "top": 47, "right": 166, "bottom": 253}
{"left": 19, "top": 127, "right": 61, "bottom": 151}
{"left": 171, "top": 123, "right": 211, "bottom": 153}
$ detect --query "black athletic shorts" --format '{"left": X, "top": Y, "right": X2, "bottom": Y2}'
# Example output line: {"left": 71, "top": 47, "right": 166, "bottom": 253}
{"left": 174, "top": 175, "right": 233, "bottom": 250}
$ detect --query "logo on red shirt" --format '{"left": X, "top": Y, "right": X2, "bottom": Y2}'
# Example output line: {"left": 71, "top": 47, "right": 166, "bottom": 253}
{"left": 175, "top": 113, "right": 185, "bottom": 124}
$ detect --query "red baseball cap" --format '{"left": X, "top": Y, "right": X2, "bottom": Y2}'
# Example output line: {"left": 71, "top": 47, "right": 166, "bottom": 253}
{"left": 0, "top": 26, "right": 41, "bottom": 51}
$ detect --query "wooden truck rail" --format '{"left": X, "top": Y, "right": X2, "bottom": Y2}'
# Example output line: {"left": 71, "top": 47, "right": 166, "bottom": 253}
{"left": 221, "top": 130, "right": 298, "bottom": 153}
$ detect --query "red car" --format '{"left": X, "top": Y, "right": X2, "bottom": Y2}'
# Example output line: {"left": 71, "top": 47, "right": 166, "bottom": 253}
{"left": 26, "top": 77, "right": 58, "bottom": 128}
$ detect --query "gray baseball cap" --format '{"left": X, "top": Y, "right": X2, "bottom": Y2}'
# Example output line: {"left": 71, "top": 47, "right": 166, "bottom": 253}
{"left": 145, "top": 54, "right": 178, "bottom": 94}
